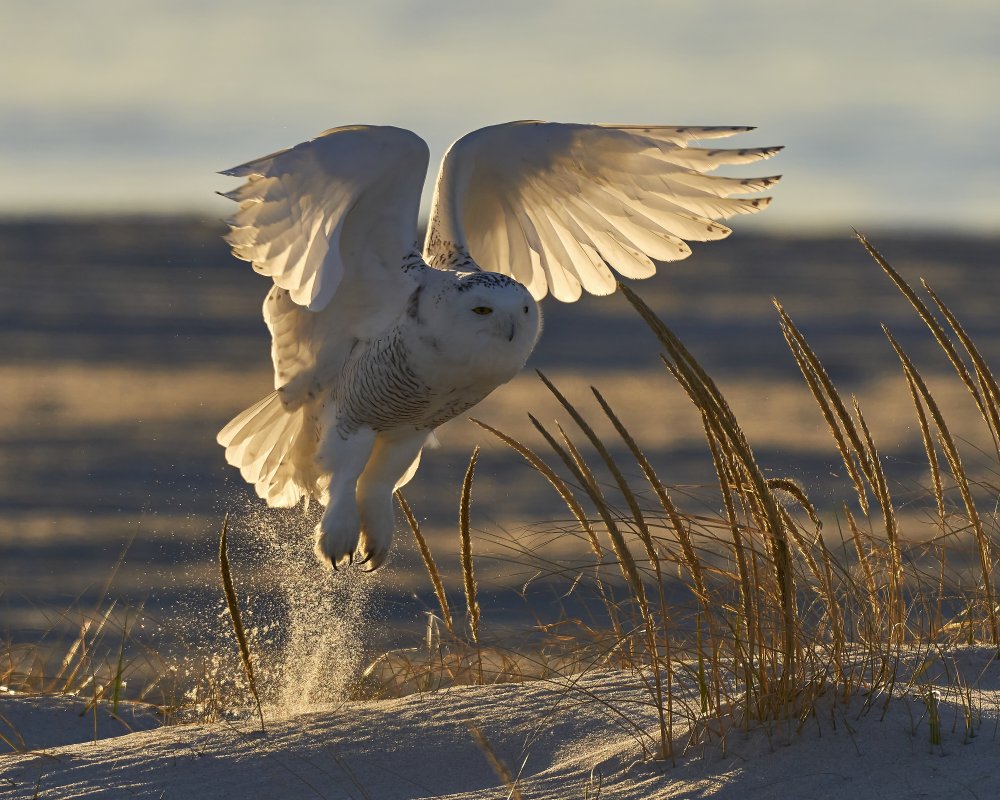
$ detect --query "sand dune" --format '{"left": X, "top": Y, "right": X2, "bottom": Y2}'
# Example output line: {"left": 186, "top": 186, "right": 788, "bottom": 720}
{"left": 4, "top": 647, "right": 999, "bottom": 799}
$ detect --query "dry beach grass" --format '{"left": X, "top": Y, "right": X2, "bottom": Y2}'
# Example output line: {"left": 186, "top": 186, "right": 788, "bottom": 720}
{"left": 359, "top": 236, "right": 1000, "bottom": 762}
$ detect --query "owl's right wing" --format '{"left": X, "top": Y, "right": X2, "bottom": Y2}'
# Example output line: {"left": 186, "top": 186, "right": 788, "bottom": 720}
{"left": 220, "top": 125, "right": 430, "bottom": 405}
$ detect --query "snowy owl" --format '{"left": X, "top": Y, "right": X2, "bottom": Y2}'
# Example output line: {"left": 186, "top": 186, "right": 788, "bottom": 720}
{"left": 217, "top": 121, "right": 780, "bottom": 569}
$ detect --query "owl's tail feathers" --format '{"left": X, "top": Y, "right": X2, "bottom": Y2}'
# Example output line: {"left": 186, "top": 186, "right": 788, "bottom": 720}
{"left": 217, "top": 391, "right": 318, "bottom": 508}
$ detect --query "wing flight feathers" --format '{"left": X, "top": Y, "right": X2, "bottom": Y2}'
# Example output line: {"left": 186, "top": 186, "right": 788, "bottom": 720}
{"left": 425, "top": 121, "right": 780, "bottom": 301}
{"left": 222, "top": 125, "right": 429, "bottom": 312}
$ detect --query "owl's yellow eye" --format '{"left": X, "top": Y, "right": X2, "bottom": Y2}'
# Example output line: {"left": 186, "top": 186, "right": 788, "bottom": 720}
{"left": 472, "top": 306, "right": 493, "bottom": 315}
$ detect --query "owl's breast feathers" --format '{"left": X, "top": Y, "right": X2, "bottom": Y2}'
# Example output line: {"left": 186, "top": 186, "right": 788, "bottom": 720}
{"left": 329, "top": 299, "right": 525, "bottom": 437}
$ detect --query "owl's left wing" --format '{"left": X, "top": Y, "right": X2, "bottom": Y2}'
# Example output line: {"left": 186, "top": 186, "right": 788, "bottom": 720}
{"left": 223, "top": 125, "right": 428, "bottom": 312}
{"left": 424, "top": 121, "right": 781, "bottom": 302}
{"left": 221, "top": 125, "right": 429, "bottom": 405}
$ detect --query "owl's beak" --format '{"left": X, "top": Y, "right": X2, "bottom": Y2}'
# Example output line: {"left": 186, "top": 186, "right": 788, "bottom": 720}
{"left": 495, "top": 313, "right": 517, "bottom": 342}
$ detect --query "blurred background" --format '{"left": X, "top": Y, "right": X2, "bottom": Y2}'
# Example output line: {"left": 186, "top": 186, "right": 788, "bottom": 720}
{"left": 4, "top": 0, "right": 999, "bottom": 229}
{"left": 2, "top": 1, "right": 999, "bottom": 653}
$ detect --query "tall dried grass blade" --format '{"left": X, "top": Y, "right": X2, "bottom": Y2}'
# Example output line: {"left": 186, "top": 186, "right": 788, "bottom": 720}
{"left": 704, "top": 418, "right": 757, "bottom": 708}
{"left": 537, "top": 372, "right": 660, "bottom": 576}
{"left": 44, "top": 534, "right": 136, "bottom": 693}
{"left": 884, "top": 329, "right": 999, "bottom": 648}
{"left": 618, "top": 284, "right": 750, "bottom": 454}
{"left": 111, "top": 610, "right": 128, "bottom": 715}
{"left": 817, "top": 535, "right": 845, "bottom": 679}
{"left": 591, "top": 387, "right": 709, "bottom": 607}
{"left": 766, "top": 478, "right": 821, "bottom": 530}
{"left": 468, "top": 724, "right": 525, "bottom": 800}
{"left": 524, "top": 412, "right": 625, "bottom": 640}
{"left": 52, "top": 617, "right": 94, "bottom": 693}
{"left": 851, "top": 396, "right": 903, "bottom": 637}
{"left": 219, "top": 514, "right": 265, "bottom": 732}
{"left": 460, "top": 448, "right": 482, "bottom": 644}
{"left": 857, "top": 232, "right": 985, "bottom": 413}
{"left": 472, "top": 417, "right": 625, "bottom": 646}
{"left": 550, "top": 415, "right": 671, "bottom": 758}
{"left": 50, "top": 537, "right": 134, "bottom": 693}
{"left": 897, "top": 354, "right": 947, "bottom": 522}
{"left": 553, "top": 421, "right": 651, "bottom": 621}
{"left": 530, "top": 421, "right": 644, "bottom": 665}
{"left": 776, "top": 505, "right": 823, "bottom": 585}
{"left": 470, "top": 417, "right": 604, "bottom": 560}
{"left": 661, "top": 337, "right": 775, "bottom": 711}
{"left": 0, "top": 709, "right": 26, "bottom": 753}
{"left": 845, "top": 507, "right": 879, "bottom": 629}
{"left": 921, "top": 280, "right": 1000, "bottom": 455}
{"left": 396, "top": 490, "right": 453, "bottom": 633}
{"left": 775, "top": 300, "right": 871, "bottom": 512}
{"left": 59, "top": 600, "right": 117, "bottom": 694}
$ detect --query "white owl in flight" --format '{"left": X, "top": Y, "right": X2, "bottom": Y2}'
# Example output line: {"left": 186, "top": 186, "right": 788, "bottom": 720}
{"left": 217, "top": 121, "right": 780, "bottom": 569}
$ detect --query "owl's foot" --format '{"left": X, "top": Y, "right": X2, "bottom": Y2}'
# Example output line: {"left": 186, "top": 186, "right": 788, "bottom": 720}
{"left": 314, "top": 524, "right": 358, "bottom": 569}
{"left": 356, "top": 525, "right": 392, "bottom": 571}
{"left": 314, "top": 526, "right": 388, "bottom": 571}
{"left": 315, "top": 519, "right": 392, "bottom": 571}
{"left": 314, "top": 503, "right": 361, "bottom": 569}
{"left": 313, "top": 493, "right": 395, "bottom": 571}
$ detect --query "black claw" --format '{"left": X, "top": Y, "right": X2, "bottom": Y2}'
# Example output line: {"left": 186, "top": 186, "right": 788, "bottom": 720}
{"left": 348, "top": 551, "right": 355, "bottom": 567}
{"left": 355, "top": 550, "right": 374, "bottom": 567}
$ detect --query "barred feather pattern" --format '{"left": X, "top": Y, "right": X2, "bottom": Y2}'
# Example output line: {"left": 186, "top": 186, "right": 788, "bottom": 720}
{"left": 333, "top": 326, "right": 432, "bottom": 437}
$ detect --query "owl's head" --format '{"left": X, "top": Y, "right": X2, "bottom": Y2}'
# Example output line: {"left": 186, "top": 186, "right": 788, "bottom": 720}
{"left": 413, "top": 270, "right": 542, "bottom": 366}
{"left": 454, "top": 270, "right": 541, "bottom": 348}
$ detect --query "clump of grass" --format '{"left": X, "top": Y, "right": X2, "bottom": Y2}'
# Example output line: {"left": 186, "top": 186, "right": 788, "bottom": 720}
{"left": 0, "top": 536, "right": 194, "bottom": 741}
{"left": 370, "top": 234, "right": 1000, "bottom": 763}
{"left": 0, "top": 592, "right": 189, "bottom": 752}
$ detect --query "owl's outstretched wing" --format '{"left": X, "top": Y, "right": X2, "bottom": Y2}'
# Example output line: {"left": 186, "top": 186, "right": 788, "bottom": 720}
{"left": 221, "top": 125, "right": 429, "bottom": 403}
{"left": 424, "top": 122, "right": 780, "bottom": 302}
{"left": 217, "top": 126, "right": 430, "bottom": 507}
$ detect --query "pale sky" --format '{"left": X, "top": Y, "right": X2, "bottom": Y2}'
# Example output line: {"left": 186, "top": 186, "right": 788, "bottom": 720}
{"left": 3, "top": 0, "right": 998, "bottom": 231}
